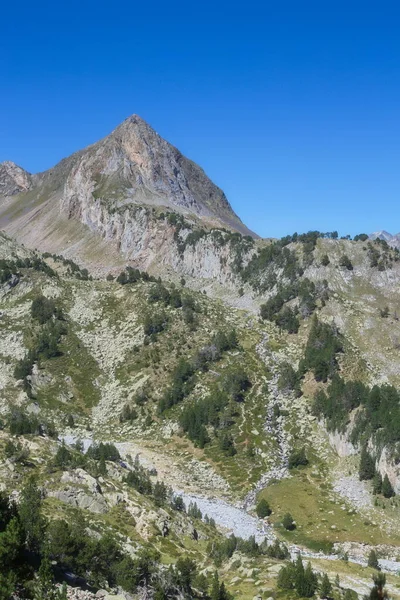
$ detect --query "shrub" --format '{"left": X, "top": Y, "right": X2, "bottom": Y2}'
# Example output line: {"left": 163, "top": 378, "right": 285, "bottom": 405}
{"left": 367, "top": 549, "right": 380, "bottom": 570}
{"left": 282, "top": 512, "right": 296, "bottom": 530}
{"left": 256, "top": 498, "right": 271, "bottom": 518}
{"left": 143, "top": 312, "right": 168, "bottom": 336}
{"left": 31, "top": 295, "right": 58, "bottom": 324}
{"left": 339, "top": 254, "right": 353, "bottom": 270}
{"left": 218, "top": 433, "right": 237, "bottom": 456}
{"left": 288, "top": 447, "right": 309, "bottom": 469}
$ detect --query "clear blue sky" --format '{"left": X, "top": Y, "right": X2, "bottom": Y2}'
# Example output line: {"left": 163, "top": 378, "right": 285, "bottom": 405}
{"left": 1, "top": 1, "right": 400, "bottom": 238}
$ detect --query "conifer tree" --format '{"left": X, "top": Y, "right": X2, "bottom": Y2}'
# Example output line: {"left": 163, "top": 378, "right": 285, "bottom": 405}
{"left": 382, "top": 474, "right": 395, "bottom": 498}
{"left": 320, "top": 573, "right": 332, "bottom": 599}
{"left": 35, "top": 550, "right": 56, "bottom": 600}
{"left": 372, "top": 471, "right": 382, "bottom": 495}
{"left": 18, "top": 477, "right": 46, "bottom": 552}
{"left": 366, "top": 573, "right": 388, "bottom": 600}
{"left": 368, "top": 549, "right": 380, "bottom": 570}
{"left": 359, "top": 447, "right": 375, "bottom": 481}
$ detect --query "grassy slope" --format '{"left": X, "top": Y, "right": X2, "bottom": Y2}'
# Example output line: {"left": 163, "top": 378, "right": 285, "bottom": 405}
{"left": 2, "top": 235, "right": 400, "bottom": 597}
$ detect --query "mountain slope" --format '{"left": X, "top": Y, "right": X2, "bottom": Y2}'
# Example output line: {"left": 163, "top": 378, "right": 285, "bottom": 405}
{"left": 1, "top": 233, "right": 400, "bottom": 598}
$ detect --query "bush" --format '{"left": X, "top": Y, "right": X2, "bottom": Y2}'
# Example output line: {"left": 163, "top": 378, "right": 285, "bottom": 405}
{"left": 218, "top": 433, "right": 237, "bottom": 456}
{"left": 339, "top": 254, "right": 353, "bottom": 270}
{"left": 256, "top": 498, "right": 271, "bottom": 518}
{"left": 288, "top": 447, "right": 309, "bottom": 469}
{"left": 31, "top": 295, "right": 59, "bottom": 324}
{"left": 143, "top": 312, "right": 168, "bottom": 336}
{"left": 282, "top": 512, "right": 296, "bottom": 530}
{"left": 368, "top": 549, "right": 380, "bottom": 570}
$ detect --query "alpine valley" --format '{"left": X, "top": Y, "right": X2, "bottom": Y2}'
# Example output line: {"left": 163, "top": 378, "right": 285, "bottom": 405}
{"left": 1, "top": 116, "right": 400, "bottom": 600}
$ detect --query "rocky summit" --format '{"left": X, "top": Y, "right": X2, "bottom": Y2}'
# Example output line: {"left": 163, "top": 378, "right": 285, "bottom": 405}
{"left": 0, "top": 115, "right": 254, "bottom": 277}
{"left": 1, "top": 119, "right": 400, "bottom": 600}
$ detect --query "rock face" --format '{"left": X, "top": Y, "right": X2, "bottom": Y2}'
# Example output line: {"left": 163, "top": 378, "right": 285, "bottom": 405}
{"left": 327, "top": 429, "right": 358, "bottom": 458}
{"left": 49, "top": 469, "right": 108, "bottom": 513}
{"left": 376, "top": 447, "right": 400, "bottom": 494}
{"left": 0, "top": 161, "right": 32, "bottom": 196}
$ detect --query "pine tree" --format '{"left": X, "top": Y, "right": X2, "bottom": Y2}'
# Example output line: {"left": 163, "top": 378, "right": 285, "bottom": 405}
{"left": 295, "top": 554, "right": 305, "bottom": 595}
{"left": 372, "top": 472, "right": 382, "bottom": 495}
{"left": 368, "top": 549, "right": 380, "bottom": 570}
{"left": 367, "top": 573, "right": 388, "bottom": 600}
{"left": 34, "top": 549, "right": 56, "bottom": 600}
{"left": 359, "top": 446, "right": 375, "bottom": 481}
{"left": 18, "top": 477, "right": 46, "bottom": 552}
{"left": 0, "top": 518, "right": 23, "bottom": 570}
{"left": 209, "top": 571, "right": 234, "bottom": 600}
{"left": 320, "top": 573, "right": 332, "bottom": 599}
{"left": 382, "top": 475, "right": 395, "bottom": 498}
{"left": 277, "top": 563, "right": 296, "bottom": 590}
{"left": 98, "top": 455, "right": 107, "bottom": 476}
{"left": 302, "top": 562, "right": 318, "bottom": 597}
{"left": 53, "top": 443, "right": 71, "bottom": 469}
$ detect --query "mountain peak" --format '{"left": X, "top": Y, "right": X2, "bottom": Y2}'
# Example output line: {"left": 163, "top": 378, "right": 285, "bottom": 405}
{"left": 369, "top": 230, "right": 400, "bottom": 248}
{"left": 0, "top": 161, "right": 32, "bottom": 196}
{"left": 83, "top": 115, "right": 256, "bottom": 236}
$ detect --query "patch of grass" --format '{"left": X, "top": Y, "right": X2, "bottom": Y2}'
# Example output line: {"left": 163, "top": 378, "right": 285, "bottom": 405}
{"left": 259, "top": 471, "right": 400, "bottom": 547}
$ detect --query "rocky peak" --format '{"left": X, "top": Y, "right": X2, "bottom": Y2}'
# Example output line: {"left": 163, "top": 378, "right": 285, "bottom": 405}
{"left": 77, "top": 113, "right": 252, "bottom": 234}
{"left": 369, "top": 230, "right": 400, "bottom": 249}
{"left": 0, "top": 115, "right": 256, "bottom": 269}
{"left": 0, "top": 161, "right": 32, "bottom": 196}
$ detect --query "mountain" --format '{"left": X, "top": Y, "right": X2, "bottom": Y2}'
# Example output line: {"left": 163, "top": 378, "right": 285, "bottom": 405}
{"left": 0, "top": 116, "right": 256, "bottom": 277}
{"left": 0, "top": 160, "right": 33, "bottom": 196}
{"left": 370, "top": 230, "right": 400, "bottom": 248}
{"left": 3, "top": 119, "right": 400, "bottom": 598}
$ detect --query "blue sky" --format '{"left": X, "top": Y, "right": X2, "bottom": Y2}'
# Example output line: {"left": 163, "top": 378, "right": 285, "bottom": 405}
{"left": 1, "top": 1, "right": 400, "bottom": 238}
